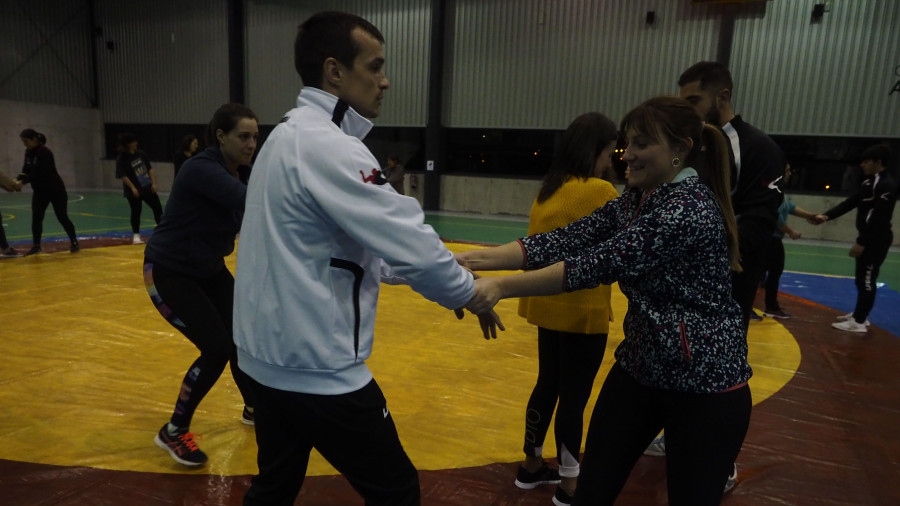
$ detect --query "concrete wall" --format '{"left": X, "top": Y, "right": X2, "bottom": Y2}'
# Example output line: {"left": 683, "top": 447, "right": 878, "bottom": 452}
{"left": 0, "top": 99, "right": 103, "bottom": 189}
{"left": 434, "top": 174, "right": 900, "bottom": 246}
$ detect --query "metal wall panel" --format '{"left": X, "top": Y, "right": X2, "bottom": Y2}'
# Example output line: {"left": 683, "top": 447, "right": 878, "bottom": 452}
{"left": 94, "top": 0, "right": 229, "bottom": 123}
{"left": 730, "top": 0, "right": 900, "bottom": 137}
{"left": 0, "top": 0, "right": 94, "bottom": 108}
{"left": 246, "top": 0, "right": 432, "bottom": 126}
{"left": 445, "top": 0, "right": 720, "bottom": 129}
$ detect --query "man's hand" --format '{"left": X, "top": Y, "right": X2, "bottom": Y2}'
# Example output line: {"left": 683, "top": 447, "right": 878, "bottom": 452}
{"left": 808, "top": 214, "right": 828, "bottom": 225}
{"left": 453, "top": 307, "right": 505, "bottom": 339}
{"left": 466, "top": 277, "right": 502, "bottom": 315}
{"left": 849, "top": 242, "right": 864, "bottom": 258}
{"left": 788, "top": 230, "right": 801, "bottom": 240}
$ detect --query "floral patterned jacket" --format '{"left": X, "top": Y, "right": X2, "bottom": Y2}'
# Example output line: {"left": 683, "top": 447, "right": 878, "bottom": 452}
{"left": 519, "top": 170, "right": 751, "bottom": 393}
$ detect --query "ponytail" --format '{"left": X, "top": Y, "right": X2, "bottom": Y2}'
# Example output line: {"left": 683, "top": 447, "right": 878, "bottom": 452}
{"left": 20, "top": 128, "right": 46, "bottom": 146}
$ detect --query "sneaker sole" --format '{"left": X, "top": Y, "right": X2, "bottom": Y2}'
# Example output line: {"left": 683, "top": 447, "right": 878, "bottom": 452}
{"left": 836, "top": 315, "right": 871, "bottom": 326}
{"left": 763, "top": 312, "right": 790, "bottom": 319}
{"left": 514, "top": 478, "right": 561, "bottom": 490}
{"left": 552, "top": 495, "right": 571, "bottom": 506}
{"left": 154, "top": 433, "right": 207, "bottom": 467}
{"left": 831, "top": 323, "right": 868, "bottom": 333}
{"left": 241, "top": 417, "right": 255, "bottom": 426}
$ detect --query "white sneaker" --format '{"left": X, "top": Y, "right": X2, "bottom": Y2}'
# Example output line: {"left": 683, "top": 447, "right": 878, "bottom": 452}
{"left": 643, "top": 434, "right": 666, "bottom": 456}
{"left": 132, "top": 234, "right": 144, "bottom": 245}
{"left": 836, "top": 313, "right": 870, "bottom": 326}
{"left": 832, "top": 319, "right": 868, "bottom": 333}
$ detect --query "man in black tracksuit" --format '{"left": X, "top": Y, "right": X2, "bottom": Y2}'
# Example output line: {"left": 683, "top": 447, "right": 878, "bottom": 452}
{"left": 811, "top": 144, "right": 896, "bottom": 333}
{"left": 678, "top": 61, "right": 785, "bottom": 330}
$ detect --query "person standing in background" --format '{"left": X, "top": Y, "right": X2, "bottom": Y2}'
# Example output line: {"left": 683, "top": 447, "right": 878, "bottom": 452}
{"left": 382, "top": 154, "right": 405, "bottom": 194}
{"left": 762, "top": 164, "right": 816, "bottom": 319}
{"left": 173, "top": 134, "right": 199, "bottom": 179}
{"left": 0, "top": 171, "right": 23, "bottom": 257}
{"left": 513, "top": 112, "right": 620, "bottom": 506}
{"left": 678, "top": 61, "right": 785, "bottom": 329}
{"left": 15, "top": 129, "right": 80, "bottom": 255}
{"left": 809, "top": 144, "right": 896, "bottom": 332}
{"left": 116, "top": 132, "right": 163, "bottom": 245}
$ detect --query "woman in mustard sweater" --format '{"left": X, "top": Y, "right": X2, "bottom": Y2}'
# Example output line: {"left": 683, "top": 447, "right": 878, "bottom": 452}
{"left": 512, "top": 112, "right": 619, "bottom": 506}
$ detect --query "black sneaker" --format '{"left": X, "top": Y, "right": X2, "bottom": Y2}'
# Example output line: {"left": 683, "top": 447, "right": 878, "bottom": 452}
{"left": 514, "top": 461, "right": 561, "bottom": 489}
{"left": 70, "top": 241, "right": 80, "bottom": 253}
{"left": 241, "top": 405, "right": 255, "bottom": 426}
{"left": 0, "top": 247, "right": 19, "bottom": 258}
{"left": 24, "top": 245, "right": 42, "bottom": 256}
{"left": 749, "top": 311, "right": 762, "bottom": 321}
{"left": 552, "top": 485, "right": 574, "bottom": 506}
{"left": 154, "top": 424, "right": 207, "bottom": 467}
{"left": 763, "top": 308, "right": 790, "bottom": 319}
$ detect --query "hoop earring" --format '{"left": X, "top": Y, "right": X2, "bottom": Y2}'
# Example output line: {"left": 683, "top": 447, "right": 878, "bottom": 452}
{"left": 671, "top": 157, "right": 681, "bottom": 167}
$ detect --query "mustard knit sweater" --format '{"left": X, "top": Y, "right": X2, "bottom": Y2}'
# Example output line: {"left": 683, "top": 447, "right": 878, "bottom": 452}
{"left": 517, "top": 177, "right": 618, "bottom": 333}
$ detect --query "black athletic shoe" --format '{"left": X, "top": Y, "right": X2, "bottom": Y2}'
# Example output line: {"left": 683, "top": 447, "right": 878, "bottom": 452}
{"left": 552, "top": 485, "right": 574, "bottom": 506}
{"left": 70, "top": 241, "right": 80, "bottom": 253}
{"left": 749, "top": 311, "right": 763, "bottom": 321}
{"left": 763, "top": 308, "right": 790, "bottom": 319}
{"left": 154, "top": 424, "right": 207, "bottom": 467}
{"left": 24, "top": 245, "right": 42, "bottom": 256}
{"left": 514, "top": 461, "right": 561, "bottom": 489}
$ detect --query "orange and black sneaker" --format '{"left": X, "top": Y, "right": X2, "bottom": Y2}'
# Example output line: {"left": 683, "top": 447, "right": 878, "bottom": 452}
{"left": 154, "top": 424, "right": 207, "bottom": 467}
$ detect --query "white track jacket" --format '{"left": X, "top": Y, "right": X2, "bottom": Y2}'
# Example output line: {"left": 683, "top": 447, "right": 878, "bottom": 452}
{"left": 233, "top": 88, "right": 474, "bottom": 395}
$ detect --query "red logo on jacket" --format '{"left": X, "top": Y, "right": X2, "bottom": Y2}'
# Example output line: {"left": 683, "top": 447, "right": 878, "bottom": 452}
{"left": 360, "top": 168, "right": 388, "bottom": 186}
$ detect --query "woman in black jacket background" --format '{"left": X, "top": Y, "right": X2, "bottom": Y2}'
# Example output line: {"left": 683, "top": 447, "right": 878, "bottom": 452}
{"left": 16, "top": 129, "right": 79, "bottom": 254}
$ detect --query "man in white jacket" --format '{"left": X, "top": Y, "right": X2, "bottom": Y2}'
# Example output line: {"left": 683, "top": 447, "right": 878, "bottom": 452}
{"left": 234, "top": 11, "right": 499, "bottom": 506}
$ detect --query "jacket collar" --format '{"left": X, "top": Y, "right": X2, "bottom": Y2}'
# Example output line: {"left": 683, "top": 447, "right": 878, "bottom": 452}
{"left": 297, "top": 87, "right": 373, "bottom": 140}
{"left": 628, "top": 167, "right": 699, "bottom": 203}
{"left": 671, "top": 167, "right": 698, "bottom": 184}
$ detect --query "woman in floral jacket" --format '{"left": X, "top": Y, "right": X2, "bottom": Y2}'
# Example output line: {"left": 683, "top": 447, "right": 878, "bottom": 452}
{"left": 459, "top": 96, "right": 750, "bottom": 506}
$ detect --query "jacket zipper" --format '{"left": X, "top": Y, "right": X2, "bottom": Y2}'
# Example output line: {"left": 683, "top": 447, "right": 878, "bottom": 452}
{"left": 329, "top": 258, "right": 364, "bottom": 359}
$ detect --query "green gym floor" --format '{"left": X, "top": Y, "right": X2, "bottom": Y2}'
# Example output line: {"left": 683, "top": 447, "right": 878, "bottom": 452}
{"left": 2, "top": 190, "right": 897, "bottom": 289}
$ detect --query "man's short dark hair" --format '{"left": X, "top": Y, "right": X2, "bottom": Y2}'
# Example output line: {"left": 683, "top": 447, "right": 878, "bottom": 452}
{"left": 678, "top": 61, "right": 734, "bottom": 94}
{"left": 294, "top": 11, "right": 384, "bottom": 88}
{"left": 860, "top": 143, "right": 893, "bottom": 167}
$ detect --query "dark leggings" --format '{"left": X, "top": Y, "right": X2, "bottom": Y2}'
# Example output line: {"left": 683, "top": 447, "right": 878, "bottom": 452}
{"left": 852, "top": 236, "right": 892, "bottom": 323}
{"left": 524, "top": 328, "right": 606, "bottom": 476}
{"left": 144, "top": 261, "right": 253, "bottom": 429}
{"left": 763, "top": 235, "right": 785, "bottom": 311}
{"left": 128, "top": 190, "right": 163, "bottom": 233}
{"left": 732, "top": 219, "right": 772, "bottom": 330}
{"left": 0, "top": 211, "right": 9, "bottom": 249}
{"left": 32, "top": 191, "right": 77, "bottom": 245}
{"left": 573, "top": 363, "right": 751, "bottom": 506}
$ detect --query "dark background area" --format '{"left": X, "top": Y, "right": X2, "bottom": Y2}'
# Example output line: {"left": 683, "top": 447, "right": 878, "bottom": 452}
{"left": 104, "top": 123, "right": 898, "bottom": 197}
